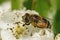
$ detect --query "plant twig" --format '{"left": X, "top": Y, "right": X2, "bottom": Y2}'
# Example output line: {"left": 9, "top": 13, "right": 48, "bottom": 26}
{"left": 31, "top": 0, "right": 36, "bottom": 10}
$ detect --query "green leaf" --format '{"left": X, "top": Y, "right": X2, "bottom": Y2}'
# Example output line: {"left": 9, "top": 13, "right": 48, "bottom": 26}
{"left": 53, "top": 0, "right": 60, "bottom": 36}
{"left": 53, "top": 9, "right": 60, "bottom": 36}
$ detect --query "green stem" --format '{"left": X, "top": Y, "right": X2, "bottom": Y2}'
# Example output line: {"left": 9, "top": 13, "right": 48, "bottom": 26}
{"left": 11, "top": 0, "right": 23, "bottom": 10}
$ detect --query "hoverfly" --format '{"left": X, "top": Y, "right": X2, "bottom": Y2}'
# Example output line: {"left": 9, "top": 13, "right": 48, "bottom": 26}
{"left": 22, "top": 13, "right": 51, "bottom": 29}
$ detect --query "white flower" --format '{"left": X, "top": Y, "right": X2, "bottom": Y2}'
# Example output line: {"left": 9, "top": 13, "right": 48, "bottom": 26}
{"left": 0, "top": 1, "right": 54, "bottom": 40}
{"left": 55, "top": 34, "right": 60, "bottom": 40}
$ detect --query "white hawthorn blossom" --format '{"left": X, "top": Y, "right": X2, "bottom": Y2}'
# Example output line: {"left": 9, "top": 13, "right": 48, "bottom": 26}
{"left": 0, "top": 1, "right": 55, "bottom": 40}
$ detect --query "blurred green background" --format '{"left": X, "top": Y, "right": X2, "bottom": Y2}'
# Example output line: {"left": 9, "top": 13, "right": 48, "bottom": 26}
{"left": 0, "top": 0, "right": 60, "bottom": 37}
{"left": 0, "top": 0, "right": 7, "bottom": 4}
